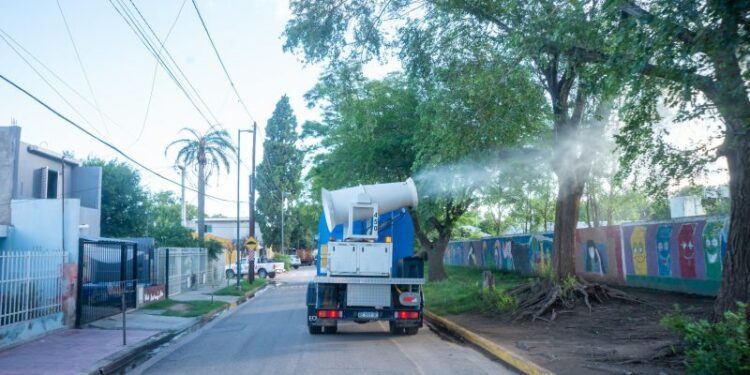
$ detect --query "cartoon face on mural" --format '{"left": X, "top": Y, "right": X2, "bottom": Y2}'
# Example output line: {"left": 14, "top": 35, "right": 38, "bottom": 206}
{"left": 656, "top": 225, "right": 672, "bottom": 277}
{"left": 529, "top": 234, "right": 553, "bottom": 272}
{"left": 677, "top": 223, "right": 697, "bottom": 278}
{"left": 584, "top": 240, "right": 604, "bottom": 275}
{"left": 702, "top": 221, "right": 724, "bottom": 279}
{"left": 630, "top": 226, "right": 648, "bottom": 275}
{"left": 502, "top": 240, "right": 514, "bottom": 270}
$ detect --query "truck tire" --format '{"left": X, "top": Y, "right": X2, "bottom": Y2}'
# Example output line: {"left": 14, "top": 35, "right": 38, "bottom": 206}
{"left": 258, "top": 269, "right": 267, "bottom": 278}
{"left": 269, "top": 272, "right": 276, "bottom": 279}
{"left": 225, "top": 269, "right": 235, "bottom": 279}
{"left": 325, "top": 325, "right": 337, "bottom": 334}
{"left": 405, "top": 327, "right": 419, "bottom": 335}
{"left": 293, "top": 265, "right": 299, "bottom": 269}
{"left": 309, "top": 325, "right": 323, "bottom": 334}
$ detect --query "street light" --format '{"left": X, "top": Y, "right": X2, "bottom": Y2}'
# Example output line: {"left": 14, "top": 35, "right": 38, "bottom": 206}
{"left": 237, "top": 128, "right": 253, "bottom": 289}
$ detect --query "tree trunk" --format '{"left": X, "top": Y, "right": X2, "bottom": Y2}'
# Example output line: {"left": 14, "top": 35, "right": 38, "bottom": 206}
{"left": 552, "top": 172, "right": 585, "bottom": 280}
{"left": 425, "top": 235, "right": 450, "bottom": 282}
{"left": 197, "top": 160, "right": 206, "bottom": 243}
{"left": 714, "top": 135, "right": 750, "bottom": 321}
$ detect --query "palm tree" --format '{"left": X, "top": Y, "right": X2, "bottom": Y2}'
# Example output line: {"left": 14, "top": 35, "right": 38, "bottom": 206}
{"left": 166, "top": 127, "right": 235, "bottom": 242}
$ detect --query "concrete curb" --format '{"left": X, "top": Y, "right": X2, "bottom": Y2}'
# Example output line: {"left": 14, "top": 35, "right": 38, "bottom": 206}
{"left": 90, "top": 282, "right": 268, "bottom": 374}
{"left": 225, "top": 281, "right": 268, "bottom": 308}
{"left": 423, "top": 310, "right": 555, "bottom": 375}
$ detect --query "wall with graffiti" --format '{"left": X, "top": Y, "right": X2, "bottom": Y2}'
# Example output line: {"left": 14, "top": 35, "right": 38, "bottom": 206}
{"left": 445, "top": 216, "right": 727, "bottom": 296}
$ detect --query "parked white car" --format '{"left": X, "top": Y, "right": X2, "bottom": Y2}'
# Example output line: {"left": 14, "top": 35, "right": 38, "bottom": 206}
{"left": 290, "top": 255, "right": 301, "bottom": 269}
{"left": 225, "top": 255, "right": 285, "bottom": 279}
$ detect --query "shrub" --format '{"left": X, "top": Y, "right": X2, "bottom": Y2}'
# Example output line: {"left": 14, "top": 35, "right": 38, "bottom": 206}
{"left": 661, "top": 303, "right": 750, "bottom": 375}
{"left": 481, "top": 288, "right": 517, "bottom": 313}
{"left": 272, "top": 253, "right": 291, "bottom": 271}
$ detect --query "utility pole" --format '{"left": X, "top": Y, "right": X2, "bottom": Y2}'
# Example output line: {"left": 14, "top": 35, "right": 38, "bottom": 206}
{"left": 177, "top": 165, "right": 186, "bottom": 227}
{"left": 280, "top": 190, "right": 285, "bottom": 255}
{"left": 237, "top": 128, "right": 253, "bottom": 289}
{"left": 248, "top": 121, "right": 257, "bottom": 283}
{"left": 249, "top": 121, "right": 257, "bottom": 238}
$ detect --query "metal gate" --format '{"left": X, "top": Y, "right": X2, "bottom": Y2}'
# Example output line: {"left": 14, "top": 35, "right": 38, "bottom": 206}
{"left": 76, "top": 238, "right": 138, "bottom": 328}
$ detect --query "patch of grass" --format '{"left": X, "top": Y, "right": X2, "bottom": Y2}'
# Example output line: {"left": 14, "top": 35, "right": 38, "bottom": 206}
{"left": 142, "top": 299, "right": 228, "bottom": 317}
{"left": 213, "top": 278, "right": 266, "bottom": 296}
{"left": 424, "top": 265, "right": 532, "bottom": 316}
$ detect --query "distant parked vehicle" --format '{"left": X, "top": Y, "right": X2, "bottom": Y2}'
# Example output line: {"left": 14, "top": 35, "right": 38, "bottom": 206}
{"left": 297, "top": 249, "right": 314, "bottom": 265}
{"left": 225, "top": 255, "right": 285, "bottom": 279}
{"left": 290, "top": 255, "right": 301, "bottom": 269}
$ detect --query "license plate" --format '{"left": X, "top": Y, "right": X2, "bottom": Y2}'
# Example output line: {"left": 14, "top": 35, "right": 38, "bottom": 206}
{"left": 357, "top": 311, "right": 379, "bottom": 319}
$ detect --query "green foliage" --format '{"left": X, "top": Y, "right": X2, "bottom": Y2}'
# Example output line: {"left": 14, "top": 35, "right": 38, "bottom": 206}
{"left": 424, "top": 265, "right": 529, "bottom": 316}
{"left": 288, "top": 201, "right": 320, "bottom": 250}
{"left": 661, "top": 304, "right": 750, "bottom": 375}
{"left": 84, "top": 157, "right": 149, "bottom": 238}
{"left": 142, "top": 299, "right": 227, "bottom": 317}
{"left": 257, "top": 96, "right": 304, "bottom": 251}
{"left": 213, "top": 278, "right": 266, "bottom": 297}
{"left": 480, "top": 288, "right": 517, "bottom": 314}
{"left": 201, "top": 239, "right": 224, "bottom": 261}
{"left": 146, "top": 191, "right": 194, "bottom": 247}
{"left": 272, "top": 253, "right": 292, "bottom": 271}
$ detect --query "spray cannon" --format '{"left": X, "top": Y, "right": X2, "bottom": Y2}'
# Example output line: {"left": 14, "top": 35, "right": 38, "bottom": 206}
{"left": 321, "top": 178, "right": 419, "bottom": 238}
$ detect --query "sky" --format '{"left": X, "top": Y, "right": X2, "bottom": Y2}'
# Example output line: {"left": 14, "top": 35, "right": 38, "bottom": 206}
{"left": 0, "top": 0, "right": 396, "bottom": 217}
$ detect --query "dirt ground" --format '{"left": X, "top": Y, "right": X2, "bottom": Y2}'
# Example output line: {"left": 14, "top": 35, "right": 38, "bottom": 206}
{"left": 448, "top": 287, "right": 714, "bottom": 375}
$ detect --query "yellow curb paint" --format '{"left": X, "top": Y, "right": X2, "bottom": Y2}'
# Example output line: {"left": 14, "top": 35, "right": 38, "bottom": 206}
{"left": 424, "top": 310, "right": 555, "bottom": 375}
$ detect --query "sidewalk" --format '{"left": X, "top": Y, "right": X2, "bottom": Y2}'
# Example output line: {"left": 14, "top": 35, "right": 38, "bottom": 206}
{"left": 0, "top": 281, "right": 247, "bottom": 375}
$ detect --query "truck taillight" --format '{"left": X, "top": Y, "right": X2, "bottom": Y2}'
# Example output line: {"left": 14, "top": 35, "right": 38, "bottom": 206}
{"left": 395, "top": 311, "right": 420, "bottom": 320}
{"left": 317, "top": 310, "right": 342, "bottom": 319}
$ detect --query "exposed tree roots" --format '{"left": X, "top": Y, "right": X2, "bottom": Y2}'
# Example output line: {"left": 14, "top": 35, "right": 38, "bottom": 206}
{"left": 507, "top": 278, "right": 647, "bottom": 322}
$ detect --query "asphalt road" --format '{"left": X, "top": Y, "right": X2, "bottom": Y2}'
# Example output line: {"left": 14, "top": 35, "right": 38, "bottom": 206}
{"left": 133, "top": 266, "right": 515, "bottom": 375}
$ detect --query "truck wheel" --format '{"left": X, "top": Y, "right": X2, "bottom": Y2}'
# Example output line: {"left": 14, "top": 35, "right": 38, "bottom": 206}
{"left": 405, "top": 327, "right": 419, "bottom": 335}
{"left": 258, "top": 269, "right": 267, "bottom": 278}
{"left": 308, "top": 325, "right": 322, "bottom": 334}
{"left": 293, "top": 265, "right": 299, "bottom": 270}
{"left": 325, "top": 325, "right": 338, "bottom": 334}
{"left": 225, "top": 269, "right": 235, "bottom": 279}
{"left": 269, "top": 272, "right": 277, "bottom": 279}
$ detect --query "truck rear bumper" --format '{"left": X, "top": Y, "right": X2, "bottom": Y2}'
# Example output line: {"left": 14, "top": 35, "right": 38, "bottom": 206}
{"left": 307, "top": 306, "right": 423, "bottom": 327}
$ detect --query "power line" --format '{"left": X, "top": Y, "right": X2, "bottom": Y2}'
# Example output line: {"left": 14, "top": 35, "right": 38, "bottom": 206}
{"left": 131, "top": 0, "right": 188, "bottom": 147}
{"left": 109, "top": 0, "right": 220, "bottom": 130}
{"left": 191, "top": 0, "right": 255, "bottom": 122}
{"left": 111, "top": 0, "right": 224, "bottom": 132}
{"left": 56, "top": 0, "right": 111, "bottom": 136}
{"left": 0, "top": 27, "right": 129, "bottom": 140}
{"left": 0, "top": 73, "right": 243, "bottom": 204}
{"left": 0, "top": 31, "right": 109, "bottom": 141}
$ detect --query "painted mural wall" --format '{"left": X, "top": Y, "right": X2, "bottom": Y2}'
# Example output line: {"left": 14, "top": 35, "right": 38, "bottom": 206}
{"left": 445, "top": 216, "right": 727, "bottom": 296}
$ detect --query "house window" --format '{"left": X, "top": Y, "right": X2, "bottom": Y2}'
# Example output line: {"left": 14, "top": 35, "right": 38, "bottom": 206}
{"left": 205, "top": 224, "right": 213, "bottom": 233}
{"left": 34, "top": 167, "right": 59, "bottom": 199}
{"left": 46, "top": 170, "right": 58, "bottom": 198}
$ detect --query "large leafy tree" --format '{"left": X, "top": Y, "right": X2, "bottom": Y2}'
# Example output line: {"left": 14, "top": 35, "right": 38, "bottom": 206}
{"left": 84, "top": 157, "right": 149, "bottom": 238}
{"left": 256, "top": 96, "right": 304, "bottom": 251}
{"left": 165, "top": 127, "right": 235, "bottom": 242}
{"left": 602, "top": 0, "right": 750, "bottom": 319}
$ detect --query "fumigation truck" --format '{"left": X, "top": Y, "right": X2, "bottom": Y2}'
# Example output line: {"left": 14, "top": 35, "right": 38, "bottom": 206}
{"left": 306, "top": 178, "right": 425, "bottom": 335}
